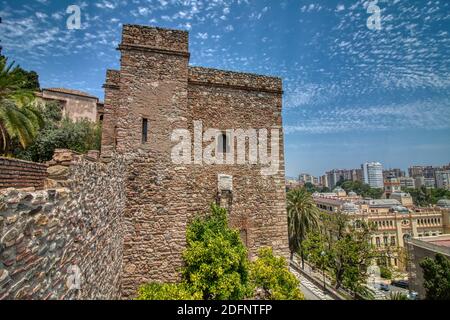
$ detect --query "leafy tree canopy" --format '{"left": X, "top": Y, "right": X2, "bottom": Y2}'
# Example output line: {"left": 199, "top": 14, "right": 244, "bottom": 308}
{"left": 250, "top": 247, "right": 304, "bottom": 300}
{"left": 420, "top": 253, "right": 450, "bottom": 300}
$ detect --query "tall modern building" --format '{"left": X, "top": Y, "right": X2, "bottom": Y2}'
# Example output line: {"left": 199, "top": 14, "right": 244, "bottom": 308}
{"left": 436, "top": 171, "right": 450, "bottom": 190}
{"left": 326, "top": 168, "right": 362, "bottom": 189}
{"left": 362, "top": 162, "right": 384, "bottom": 188}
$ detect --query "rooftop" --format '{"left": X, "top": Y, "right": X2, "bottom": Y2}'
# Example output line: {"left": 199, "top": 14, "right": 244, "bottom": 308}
{"left": 410, "top": 235, "right": 450, "bottom": 256}
{"left": 43, "top": 88, "right": 99, "bottom": 100}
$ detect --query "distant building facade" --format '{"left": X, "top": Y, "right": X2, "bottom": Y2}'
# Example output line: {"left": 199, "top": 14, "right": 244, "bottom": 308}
{"left": 384, "top": 174, "right": 401, "bottom": 198}
{"left": 326, "top": 168, "right": 362, "bottom": 189}
{"left": 383, "top": 168, "right": 405, "bottom": 179}
{"left": 436, "top": 171, "right": 450, "bottom": 190}
{"left": 313, "top": 190, "right": 449, "bottom": 270}
{"left": 399, "top": 177, "right": 416, "bottom": 189}
{"left": 36, "top": 88, "right": 103, "bottom": 122}
{"left": 362, "top": 162, "right": 384, "bottom": 188}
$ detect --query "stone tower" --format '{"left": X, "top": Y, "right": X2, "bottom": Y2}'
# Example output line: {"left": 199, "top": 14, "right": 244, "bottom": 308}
{"left": 101, "top": 24, "right": 289, "bottom": 298}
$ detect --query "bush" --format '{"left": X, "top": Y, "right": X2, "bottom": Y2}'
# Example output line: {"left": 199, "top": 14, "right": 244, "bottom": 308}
{"left": 182, "top": 204, "right": 252, "bottom": 300}
{"left": 136, "top": 283, "right": 202, "bottom": 300}
{"left": 380, "top": 266, "right": 392, "bottom": 280}
{"left": 250, "top": 247, "right": 304, "bottom": 300}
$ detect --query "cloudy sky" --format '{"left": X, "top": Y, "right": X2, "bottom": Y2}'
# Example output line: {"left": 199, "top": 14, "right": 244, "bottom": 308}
{"left": 1, "top": 0, "right": 449, "bottom": 177}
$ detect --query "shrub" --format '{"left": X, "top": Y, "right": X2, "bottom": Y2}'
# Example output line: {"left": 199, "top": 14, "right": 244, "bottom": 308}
{"left": 15, "top": 102, "right": 101, "bottom": 162}
{"left": 136, "top": 283, "right": 202, "bottom": 300}
{"left": 250, "top": 247, "right": 304, "bottom": 300}
{"left": 182, "top": 204, "right": 252, "bottom": 300}
{"left": 380, "top": 266, "right": 392, "bottom": 280}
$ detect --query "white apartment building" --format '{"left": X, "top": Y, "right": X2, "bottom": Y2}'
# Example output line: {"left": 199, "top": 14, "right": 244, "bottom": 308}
{"left": 362, "top": 162, "right": 384, "bottom": 188}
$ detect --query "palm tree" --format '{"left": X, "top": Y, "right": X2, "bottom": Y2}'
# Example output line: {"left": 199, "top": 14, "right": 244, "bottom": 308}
{"left": 0, "top": 56, "right": 42, "bottom": 155}
{"left": 287, "top": 187, "right": 320, "bottom": 268}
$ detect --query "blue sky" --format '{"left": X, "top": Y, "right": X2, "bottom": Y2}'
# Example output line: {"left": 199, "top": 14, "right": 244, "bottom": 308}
{"left": 1, "top": 0, "right": 449, "bottom": 177}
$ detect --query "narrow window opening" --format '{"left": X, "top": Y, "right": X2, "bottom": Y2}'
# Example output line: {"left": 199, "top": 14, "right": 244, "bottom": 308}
{"left": 142, "top": 118, "right": 148, "bottom": 143}
{"left": 218, "top": 132, "right": 229, "bottom": 154}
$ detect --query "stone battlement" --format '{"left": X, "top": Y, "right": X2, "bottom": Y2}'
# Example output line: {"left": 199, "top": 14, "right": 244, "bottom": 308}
{"left": 119, "top": 24, "right": 189, "bottom": 55}
{"left": 188, "top": 66, "right": 283, "bottom": 94}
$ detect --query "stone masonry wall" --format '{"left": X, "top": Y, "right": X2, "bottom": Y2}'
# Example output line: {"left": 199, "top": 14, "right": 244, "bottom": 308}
{"left": 0, "top": 157, "right": 48, "bottom": 190}
{"left": 116, "top": 25, "right": 190, "bottom": 298}
{"left": 101, "top": 69, "right": 120, "bottom": 159}
{"left": 0, "top": 151, "right": 125, "bottom": 299}
{"left": 187, "top": 68, "right": 289, "bottom": 260}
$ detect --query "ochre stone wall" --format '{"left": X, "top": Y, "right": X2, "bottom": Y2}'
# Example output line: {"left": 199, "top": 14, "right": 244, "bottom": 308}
{"left": 102, "top": 24, "right": 290, "bottom": 298}
{"left": 0, "top": 154, "right": 125, "bottom": 300}
{"left": 0, "top": 157, "right": 48, "bottom": 190}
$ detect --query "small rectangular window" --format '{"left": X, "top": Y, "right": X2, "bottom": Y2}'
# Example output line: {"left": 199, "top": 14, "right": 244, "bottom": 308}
{"left": 142, "top": 118, "right": 148, "bottom": 143}
{"left": 217, "top": 132, "right": 230, "bottom": 154}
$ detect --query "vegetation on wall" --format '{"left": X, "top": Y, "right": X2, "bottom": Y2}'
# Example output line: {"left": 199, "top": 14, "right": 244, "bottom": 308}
{"left": 136, "top": 204, "right": 304, "bottom": 301}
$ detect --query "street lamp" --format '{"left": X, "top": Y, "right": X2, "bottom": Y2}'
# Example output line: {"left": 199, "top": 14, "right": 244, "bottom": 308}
{"left": 321, "top": 250, "right": 326, "bottom": 294}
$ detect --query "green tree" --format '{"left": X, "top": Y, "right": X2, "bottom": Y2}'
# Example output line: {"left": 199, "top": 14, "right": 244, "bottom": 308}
{"left": 330, "top": 216, "right": 377, "bottom": 295}
{"left": 182, "top": 204, "right": 252, "bottom": 300}
{"left": 287, "top": 187, "right": 320, "bottom": 267}
{"left": 339, "top": 180, "right": 383, "bottom": 199}
{"left": 302, "top": 211, "right": 378, "bottom": 298}
{"left": 419, "top": 253, "right": 450, "bottom": 300}
{"left": 406, "top": 187, "right": 450, "bottom": 207}
{"left": 250, "top": 247, "right": 304, "bottom": 300}
{"left": 302, "top": 231, "right": 328, "bottom": 269}
{"left": 303, "top": 182, "right": 318, "bottom": 194}
{"left": 0, "top": 56, "right": 43, "bottom": 154}
{"left": 15, "top": 102, "right": 101, "bottom": 162}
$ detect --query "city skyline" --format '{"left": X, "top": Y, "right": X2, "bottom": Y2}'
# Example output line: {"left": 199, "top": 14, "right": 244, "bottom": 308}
{"left": 1, "top": 0, "right": 449, "bottom": 178}
{"left": 293, "top": 160, "right": 450, "bottom": 181}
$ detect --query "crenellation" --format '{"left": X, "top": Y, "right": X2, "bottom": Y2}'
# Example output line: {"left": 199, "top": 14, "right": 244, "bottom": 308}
{"left": 188, "top": 66, "right": 283, "bottom": 94}
{"left": 120, "top": 24, "right": 189, "bottom": 54}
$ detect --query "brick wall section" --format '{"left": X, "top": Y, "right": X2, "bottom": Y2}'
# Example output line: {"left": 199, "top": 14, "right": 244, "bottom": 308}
{"left": 0, "top": 153, "right": 125, "bottom": 300}
{"left": 0, "top": 157, "right": 48, "bottom": 190}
